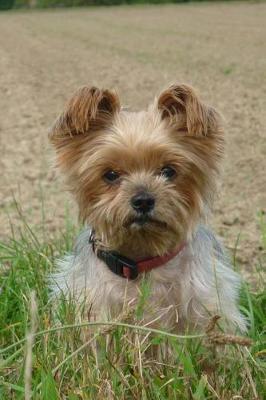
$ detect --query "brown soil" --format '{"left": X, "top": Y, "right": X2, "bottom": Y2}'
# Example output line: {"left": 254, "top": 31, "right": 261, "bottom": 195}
{"left": 0, "top": 3, "right": 265, "bottom": 276}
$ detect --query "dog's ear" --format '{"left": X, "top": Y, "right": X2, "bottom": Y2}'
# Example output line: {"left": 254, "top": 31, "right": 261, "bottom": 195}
{"left": 157, "top": 84, "right": 214, "bottom": 136}
{"left": 49, "top": 86, "right": 120, "bottom": 145}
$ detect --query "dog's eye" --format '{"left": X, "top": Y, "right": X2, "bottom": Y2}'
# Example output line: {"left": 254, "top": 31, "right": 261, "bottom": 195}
{"left": 160, "top": 166, "right": 176, "bottom": 180}
{"left": 103, "top": 170, "right": 120, "bottom": 183}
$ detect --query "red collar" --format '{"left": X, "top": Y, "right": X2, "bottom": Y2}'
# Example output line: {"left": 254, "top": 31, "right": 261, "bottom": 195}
{"left": 89, "top": 231, "right": 186, "bottom": 279}
{"left": 126, "top": 242, "right": 186, "bottom": 278}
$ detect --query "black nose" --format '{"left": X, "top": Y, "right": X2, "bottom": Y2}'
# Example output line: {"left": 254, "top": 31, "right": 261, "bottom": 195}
{"left": 131, "top": 192, "right": 155, "bottom": 214}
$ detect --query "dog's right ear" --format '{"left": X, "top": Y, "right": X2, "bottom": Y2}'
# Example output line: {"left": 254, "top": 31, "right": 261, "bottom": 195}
{"left": 157, "top": 84, "right": 210, "bottom": 136}
{"left": 49, "top": 86, "right": 120, "bottom": 146}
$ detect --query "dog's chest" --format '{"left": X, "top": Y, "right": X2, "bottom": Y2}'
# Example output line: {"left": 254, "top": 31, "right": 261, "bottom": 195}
{"left": 89, "top": 256, "right": 184, "bottom": 324}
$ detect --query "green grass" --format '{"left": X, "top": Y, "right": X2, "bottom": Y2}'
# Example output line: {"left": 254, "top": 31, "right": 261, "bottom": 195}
{"left": 0, "top": 215, "right": 265, "bottom": 399}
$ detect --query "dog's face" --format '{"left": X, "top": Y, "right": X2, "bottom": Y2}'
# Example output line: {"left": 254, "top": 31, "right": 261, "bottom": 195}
{"left": 50, "top": 84, "right": 224, "bottom": 256}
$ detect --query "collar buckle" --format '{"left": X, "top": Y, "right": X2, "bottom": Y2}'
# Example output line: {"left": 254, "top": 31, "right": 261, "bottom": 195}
{"left": 97, "top": 250, "right": 138, "bottom": 280}
{"left": 89, "top": 229, "right": 138, "bottom": 279}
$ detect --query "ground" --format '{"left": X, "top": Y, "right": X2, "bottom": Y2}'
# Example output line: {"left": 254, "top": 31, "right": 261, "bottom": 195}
{"left": 0, "top": 2, "right": 265, "bottom": 275}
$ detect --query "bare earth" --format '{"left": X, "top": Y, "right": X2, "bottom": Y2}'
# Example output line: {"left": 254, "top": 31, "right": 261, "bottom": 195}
{"left": 0, "top": 3, "right": 265, "bottom": 276}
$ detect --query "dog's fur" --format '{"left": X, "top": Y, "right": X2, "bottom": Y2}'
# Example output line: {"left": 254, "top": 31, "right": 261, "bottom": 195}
{"left": 49, "top": 84, "right": 246, "bottom": 332}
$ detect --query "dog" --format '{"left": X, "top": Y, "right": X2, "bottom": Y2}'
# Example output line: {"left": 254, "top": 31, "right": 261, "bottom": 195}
{"left": 49, "top": 83, "right": 246, "bottom": 333}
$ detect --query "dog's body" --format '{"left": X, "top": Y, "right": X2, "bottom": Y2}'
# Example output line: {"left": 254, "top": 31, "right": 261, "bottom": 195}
{"left": 52, "top": 225, "right": 245, "bottom": 332}
{"left": 49, "top": 83, "right": 246, "bottom": 333}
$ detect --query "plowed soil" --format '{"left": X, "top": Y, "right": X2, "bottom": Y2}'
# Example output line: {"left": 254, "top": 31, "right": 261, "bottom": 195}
{"left": 0, "top": 3, "right": 265, "bottom": 276}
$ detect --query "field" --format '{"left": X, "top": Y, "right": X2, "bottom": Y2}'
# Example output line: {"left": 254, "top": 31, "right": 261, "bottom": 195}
{"left": 0, "top": 2, "right": 266, "bottom": 268}
{"left": 0, "top": 2, "right": 265, "bottom": 399}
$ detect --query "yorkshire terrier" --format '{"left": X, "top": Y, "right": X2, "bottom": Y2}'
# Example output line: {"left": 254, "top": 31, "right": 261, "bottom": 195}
{"left": 49, "top": 83, "right": 246, "bottom": 333}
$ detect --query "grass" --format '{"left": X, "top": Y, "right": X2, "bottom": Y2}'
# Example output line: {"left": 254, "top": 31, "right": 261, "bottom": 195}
{"left": 0, "top": 215, "right": 265, "bottom": 399}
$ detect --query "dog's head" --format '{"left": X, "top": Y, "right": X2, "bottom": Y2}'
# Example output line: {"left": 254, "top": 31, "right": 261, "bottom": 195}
{"left": 49, "top": 84, "right": 224, "bottom": 256}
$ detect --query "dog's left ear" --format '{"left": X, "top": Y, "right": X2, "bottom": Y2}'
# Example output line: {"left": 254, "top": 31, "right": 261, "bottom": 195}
{"left": 49, "top": 86, "right": 121, "bottom": 174}
{"left": 49, "top": 86, "right": 121, "bottom": 145}
{"left": 157, "top": 84, "right": 217, "bottom": 136}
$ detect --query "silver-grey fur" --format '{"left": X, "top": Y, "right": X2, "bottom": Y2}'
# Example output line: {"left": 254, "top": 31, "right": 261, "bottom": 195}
{"left": 51, "top": 224, "right": 246, "bottom": 333}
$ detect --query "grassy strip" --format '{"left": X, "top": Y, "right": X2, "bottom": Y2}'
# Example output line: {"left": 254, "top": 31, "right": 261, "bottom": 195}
{"left": 0, "top": 215, "right": 265, "bottom": 399}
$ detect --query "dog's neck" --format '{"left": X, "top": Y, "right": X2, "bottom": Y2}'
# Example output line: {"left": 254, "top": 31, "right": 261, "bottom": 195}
{"left": 91, "top": 228, "right": 183, "bottom": 260}
{"left": 90, "top": 228, "right": 187, "bottom": 280}
{"left": 117, "top": 241, "right": 178, "bottom": 260}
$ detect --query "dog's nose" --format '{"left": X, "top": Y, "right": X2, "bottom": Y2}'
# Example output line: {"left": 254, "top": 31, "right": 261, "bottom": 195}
{"left": 131, "top": 192, "right": 155, "bottom": 214}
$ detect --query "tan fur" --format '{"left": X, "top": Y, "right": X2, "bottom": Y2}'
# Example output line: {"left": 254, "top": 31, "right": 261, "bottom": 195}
{"left": 49, "top": 84, "right": 223, "bottom": 257}
{"left": 49, "top": 83, "right": 246, "bottom": 333}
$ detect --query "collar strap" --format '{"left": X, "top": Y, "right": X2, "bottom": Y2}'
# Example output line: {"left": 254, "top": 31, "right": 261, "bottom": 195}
{"left": 89, "top": 231, "right": 186, "bottom": 280}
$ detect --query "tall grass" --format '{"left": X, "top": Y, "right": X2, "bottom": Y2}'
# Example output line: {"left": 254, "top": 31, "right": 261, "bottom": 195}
{"left": 0, "top": 214, "right": 265, "bottom": 399}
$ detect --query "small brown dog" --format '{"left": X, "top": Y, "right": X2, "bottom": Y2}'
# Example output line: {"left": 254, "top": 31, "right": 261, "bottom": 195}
{"left": 49, "top": 83, "right": 246, "bottom": 332}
